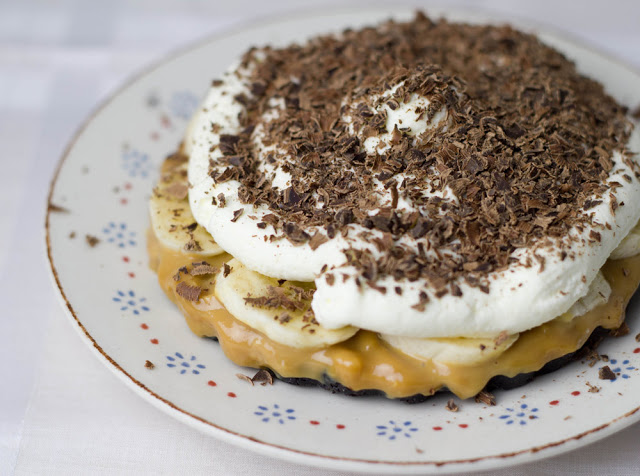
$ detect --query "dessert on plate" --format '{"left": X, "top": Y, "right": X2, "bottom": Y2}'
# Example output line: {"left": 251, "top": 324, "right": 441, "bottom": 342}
{"left": 148, "top": 12, "right": 640, "bottom": 400}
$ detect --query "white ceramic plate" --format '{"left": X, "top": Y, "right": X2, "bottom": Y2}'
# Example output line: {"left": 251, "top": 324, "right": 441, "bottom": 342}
{"left": 46, "top": 6, "right": 640, "bottom": 474}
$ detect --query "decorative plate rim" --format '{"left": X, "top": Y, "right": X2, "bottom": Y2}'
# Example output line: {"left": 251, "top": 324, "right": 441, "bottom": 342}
{"left": 44, "top": 4, "right": 640, "bottom": 473}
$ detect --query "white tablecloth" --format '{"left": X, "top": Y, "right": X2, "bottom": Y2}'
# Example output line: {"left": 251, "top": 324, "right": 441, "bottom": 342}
{"left": 2, "top": 0, "right": 640, "bottom": 474}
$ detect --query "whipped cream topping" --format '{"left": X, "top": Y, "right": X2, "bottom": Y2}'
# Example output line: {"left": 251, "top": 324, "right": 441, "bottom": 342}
{"left": 187, "top": 52, "right": 640, "bottom": 339}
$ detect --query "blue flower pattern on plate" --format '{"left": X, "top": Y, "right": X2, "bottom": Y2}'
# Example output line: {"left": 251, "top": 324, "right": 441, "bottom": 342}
{"left": 166, "top": 352, "right": 206, "bottom": 375}
{"left": 122, "top": 148, "right": 151, "bottom": 178}
{"left": 254, "top": 404, "right": 296, "bottom": 424}
{"left": 376, "top": 420, "right": 418, "bottom": 440}
{"left": 499, "top": 403, "right": 538, "bottom": 425}
{"left": 112, "top": 290, "right": 149, "bottom": 315}
{"left": 169, "top": 91, "right": 199, "bottom": 120}
{"left": 103, "top": 222, "right": 136, "bottom": 248}
{"left": 606, "top": 359, "right": 637, "bottom": 381}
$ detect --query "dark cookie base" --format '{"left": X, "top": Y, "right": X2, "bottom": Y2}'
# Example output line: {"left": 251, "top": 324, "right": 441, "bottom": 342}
{"left": 207, "top": 327, "right": 610, "bottom": 402}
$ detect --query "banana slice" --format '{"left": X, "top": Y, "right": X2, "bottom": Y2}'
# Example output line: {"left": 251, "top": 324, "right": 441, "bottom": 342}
{"left": 149, "top": 153, "right": 223, "bottom": 256}
{"left": 560, "top": 271, "right": 611, "bottom": 321}
{"left": 383, "top": 269, "right": 612, "bottom": 365}
{"left": 215, "top": 259, "right": 358, "bottom": 348}
{"left": 380, "top": 332, "right": 519, "bottom": 366}
{"left": 611, "top": 219, "right": 640, "bottom": 259}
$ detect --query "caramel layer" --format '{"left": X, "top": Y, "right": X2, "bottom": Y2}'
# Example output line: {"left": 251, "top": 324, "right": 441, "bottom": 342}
{"left": 148, "top": 231, "right": 640, "bottom": 399}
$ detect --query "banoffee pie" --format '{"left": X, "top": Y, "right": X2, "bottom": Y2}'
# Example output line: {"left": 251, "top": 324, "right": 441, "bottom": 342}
{"left": 148, "top": 13, "right": 640, "bottom": 400}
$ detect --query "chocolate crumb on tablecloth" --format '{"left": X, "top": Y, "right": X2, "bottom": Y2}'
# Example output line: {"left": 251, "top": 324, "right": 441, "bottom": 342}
{"left": 176, "top": 281, "right": 202, "bottom": 301}
{"left": 205, "top": 13, "right": 634, "bottom": 298}
{"left": 474, "top": 390, "right": 496, "bottom": 406}
{"left": 598, "top": 365, "right": 617, "bottom": 380}
{"left": 69, "top": 231, "right": 76, "bottom": 239}
{"left": 144, "top": 360, "right": 155, "bottom": 369}
{"left": 635, "top": 333, "right": 640, "bottom": 342}
{"left": 85, "top": 235, "right": 100, "bottom": 247}
{"left": 445, "top": 398, "right": 459, "bottom": 412}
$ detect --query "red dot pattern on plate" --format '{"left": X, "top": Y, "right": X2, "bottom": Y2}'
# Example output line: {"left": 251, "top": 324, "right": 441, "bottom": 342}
{"left": 309, "top": 420, "right": 320, "bottom": 425}
{"left": 336, "top": 424, "right": 345, "bottom": 430}
{"left": 150, "top": 338, "right": 159, "bottom": 344}
{"left": 571, "top": 391, "right": 580, "bottom": 396}
{"left": 128, "top": 272, "right": 135, "bottom": 278}
{"left": 207, "top": 380, "right": 217, "bottom": 387}
{"left": 550, "top": 400, "right": 560, "bottom": 405}
{"left": 458, "top": 424, "right": 468, "bottom": 429}
{"left": 122, "top": 256, "right": 130, "bottom": 263}
{"left": 124, "top": 182, "right": 132, "bottom": 190}
{"left": 634, "top": 348, "right": 640, "bottom": 354}
{"left": 151, "top": 132, "right": 159, "bottom": 141}
{"left": 432, "top": 426, "right": 443, "bottom": 431}
{"left": 120, "top": 198, "right": 128, "bottom": 205}
{"left": 140, "top": 323, "right": 148, "bottom": 330}
{"left": 227, "top": 392, "right": 236, "bottom": 398}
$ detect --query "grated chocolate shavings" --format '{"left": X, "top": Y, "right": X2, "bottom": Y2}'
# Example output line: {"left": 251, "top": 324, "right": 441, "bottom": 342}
{"left": 184, "top": 239, "right": 202, "bottom": 252}
{"left": 204, "top": 12, "right": 634, "bottom": 300}
{"left": 173, "top": 266, "right": 188, "bottom": 281}
{"left": 231, "top": 208, "right": 243, "bottom": 222}
{"left": 308, "top": 232, "right": 329, "bottom": 250}
{"left": 183, "top": 222, "right": 198, "bottom": 232}
{"left": 251, "top": 369, "right": 274, "bottom": 386}
{"left": 176, "top": 281, "right": 202, "bottom": 302}
{"left": 190, "top": 262, "right": 218, "bottom": 276}
{"left": 144, "top": 360, "right": 155, "bottom": 369}
{"left": 244, "top": 285, "right": 312, "bottom": 313}
{"left": 223, "top": 263, "right": 231, "bottom": 277}
{"left": 236, "top": 373, "right": 254, "bottom": 385}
